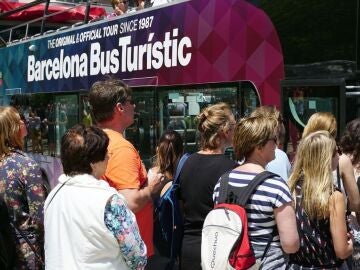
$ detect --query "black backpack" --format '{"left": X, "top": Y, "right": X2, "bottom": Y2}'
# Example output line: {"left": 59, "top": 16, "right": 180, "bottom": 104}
{"left": 0, "top": 198, "right": 16, "bottom": 270}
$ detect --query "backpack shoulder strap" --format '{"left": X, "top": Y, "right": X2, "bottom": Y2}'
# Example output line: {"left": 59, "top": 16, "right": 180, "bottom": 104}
{"left": 172, "top": 153, "right": 190, "bottom": 185}
{"left": 217, "top": 171, "right": 232, "bottom": 204}
{"left": 218, "top": 171, "right": 278, "bottom": 206}
{"left": 237, "top": 171, "right": 278, "bottom": 206}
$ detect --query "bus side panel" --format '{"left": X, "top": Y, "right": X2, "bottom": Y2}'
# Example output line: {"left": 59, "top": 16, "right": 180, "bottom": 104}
{"left": 0, "top": 0, "right": 283, "bottom": 106}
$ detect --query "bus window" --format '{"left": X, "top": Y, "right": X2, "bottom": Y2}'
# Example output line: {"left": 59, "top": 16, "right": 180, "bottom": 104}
{"left": 53, "top": 94, "right": 78, "bottom": 156}
{"left": 241, "top": 81, "right": 260, "bottom": 116}
{"left": 281, "top": 80, "right": 345, "bottom": 159}
{"left": 157, "top": 83, "right": 239, "bottom": 155}
{"left": 8, "top": 93, "right": 79, "bottom": 157}
{"left": 125, "top": 88, "right": 156, "bottom": 168}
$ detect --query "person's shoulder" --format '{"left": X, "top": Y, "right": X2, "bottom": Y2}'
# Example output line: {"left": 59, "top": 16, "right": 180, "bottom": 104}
{"left": 105, "top": 129, "right": 132, "bottom": 146}
{"left": 329, "top": 189, "right": 345, "bottom": 206}
{"left": 216, "top": 155, "right": 238, "bottom": 166}
{"left": 265, "top": 171, "right": 287, "bottom": 182}
{"left": 339, "top": 154, "right": 352, "bottom": 167}
{"left": 2, "top": 151, "right": 40, "bottom": 171}
{"left": 148, "top": 166, "right": 159, "bottom": 178}
{"left": 275, "top": 148, "right": 290, "bottom": 161}
{"left": 190, "top": 153, "right": 237, "bottom": 166}
{"left": 7, "top": 150, "right": 34, "bottom": 163}
{"left": 106, "top": 131, "right": 139, "bottom": 159}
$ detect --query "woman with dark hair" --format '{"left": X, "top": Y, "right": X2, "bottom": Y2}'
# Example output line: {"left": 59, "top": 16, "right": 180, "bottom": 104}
{"left": 0, "top": 106, "right": 49, "bottom": 270}
{"left": 148, "top": 130, "right": 184, "bottom": 269}
{"left": 44, "top": 124, "right": 147, "bottom": 270}
{"left": 340, "top": 118, "right": 360, "bottom": 183}
{"left": 149, "top": 130, "right": 184, "bottom": 196}
{"left": 178, "top": 103, "right": 238, "bottom": 270}
{"left": 339, "top": 118, "right": 360, "bottom": 247}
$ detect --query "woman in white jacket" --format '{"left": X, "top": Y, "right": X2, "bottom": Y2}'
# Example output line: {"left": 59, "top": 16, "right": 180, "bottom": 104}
{"left": 44, "top": 124, "right": 147, "bottom": 270}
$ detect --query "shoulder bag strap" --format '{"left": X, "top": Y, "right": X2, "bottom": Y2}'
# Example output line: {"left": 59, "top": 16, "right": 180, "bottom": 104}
{"left": 44, "top": 180, "right": 68, "bottom": 212}
{"left": 172, "top": 153, "right": 190, "bottom": 186}
{"left": 10, "top": 223, "right": 44, "bottom": 267}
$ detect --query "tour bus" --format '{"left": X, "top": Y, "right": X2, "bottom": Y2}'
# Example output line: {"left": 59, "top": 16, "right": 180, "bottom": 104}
{"left": 0, "top": 0, "right": 285, "bottom": 184}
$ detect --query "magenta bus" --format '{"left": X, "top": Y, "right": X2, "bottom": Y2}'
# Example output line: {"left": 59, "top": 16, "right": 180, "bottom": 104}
{"left": 0, "top": 0, "right": 284, "bottom": 183}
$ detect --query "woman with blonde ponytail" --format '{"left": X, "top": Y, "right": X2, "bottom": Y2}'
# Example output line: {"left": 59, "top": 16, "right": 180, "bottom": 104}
{"left": 288, "top": 131, "right": 353, "bottom": 269}
{"left": 178, "top": 103, "right": 238, "bottom": 270}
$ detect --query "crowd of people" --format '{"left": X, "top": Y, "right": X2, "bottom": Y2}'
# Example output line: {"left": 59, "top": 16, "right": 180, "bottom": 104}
{"left": 108, "top": 0, "right": 175, "bottom": 17}
{"left": 9, "top": 103, "right": 68, "bottom": 157}
{"left": 1, "top": 78, "right": 360, "bottom": 269}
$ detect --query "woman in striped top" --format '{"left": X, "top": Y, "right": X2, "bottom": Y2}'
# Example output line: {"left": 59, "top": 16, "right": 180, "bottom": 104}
{"left": 213, "top": 115, "right": 299, "bottom": 270}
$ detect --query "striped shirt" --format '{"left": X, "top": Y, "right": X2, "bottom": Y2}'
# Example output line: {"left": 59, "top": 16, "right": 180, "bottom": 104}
{"left": 213, "top": 170, "right": 292, "bottom": 247}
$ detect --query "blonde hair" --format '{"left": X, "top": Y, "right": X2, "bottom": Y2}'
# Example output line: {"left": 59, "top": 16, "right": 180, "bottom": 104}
{"left": 196, "top": 103, "right": 233, "bottom": 150}
{"left": 233, "top": 115, "right": 278, "bottom": 160}
{"left": 288, "top": 130, "right": 336, "bottom": 220}
{"left": 0, "top": 106, "right": 23, "bottom": 158}
{"left": 250, "top": 105, "right": 281, "bottom": 120}
{"left": 302, "top": 112, "right": 337, "bottom": 139}
{"left": 250, "top": 105, "right": 285, "bottom": 144}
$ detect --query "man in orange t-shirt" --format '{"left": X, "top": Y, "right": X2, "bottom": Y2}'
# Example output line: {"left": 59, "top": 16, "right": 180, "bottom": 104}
{"left": 89, "top": 79, "right": 165, "bottom": 262}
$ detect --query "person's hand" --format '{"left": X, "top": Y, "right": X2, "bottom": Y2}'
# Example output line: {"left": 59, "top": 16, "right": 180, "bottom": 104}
{"left": 147, "top": 173, "right": 167, "bottom": 197}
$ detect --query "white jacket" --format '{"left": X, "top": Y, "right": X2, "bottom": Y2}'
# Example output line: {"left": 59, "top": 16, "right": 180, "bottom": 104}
{"left": 45, "top": 174, "right": 130, "bottom": 270}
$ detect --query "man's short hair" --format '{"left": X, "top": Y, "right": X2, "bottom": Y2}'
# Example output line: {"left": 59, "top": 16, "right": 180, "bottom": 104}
{"left": 88, "top": 79, "right": 132, "bottom": 123}
{"left": 61, "top": 124, "right": 109, "bottom": 176}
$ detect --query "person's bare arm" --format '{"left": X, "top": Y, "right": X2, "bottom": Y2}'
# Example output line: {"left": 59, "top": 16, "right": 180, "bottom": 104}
{"left": 106, "top": 145, "right": 166, "bottom": 213}
{"left": 340, "top": 154, "right": 360, "bottom": 212}
{"left": 329, "top": 191, "right": 353, "bottom": 259}
{"left": 274, "top": 202, "right": 299, "bottom": 254}
{"left": 120, "top": 172, "right": 165, "bottom": 213}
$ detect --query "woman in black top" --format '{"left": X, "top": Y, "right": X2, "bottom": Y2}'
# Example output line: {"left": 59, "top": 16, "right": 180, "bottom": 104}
{"left": 178, "top": 103, "right": 238, "bottom": 270}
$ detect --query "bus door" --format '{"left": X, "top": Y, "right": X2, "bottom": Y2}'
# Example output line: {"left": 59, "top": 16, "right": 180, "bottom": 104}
{"left": 281, "top": 79, "right": 346, "bottom": 160}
